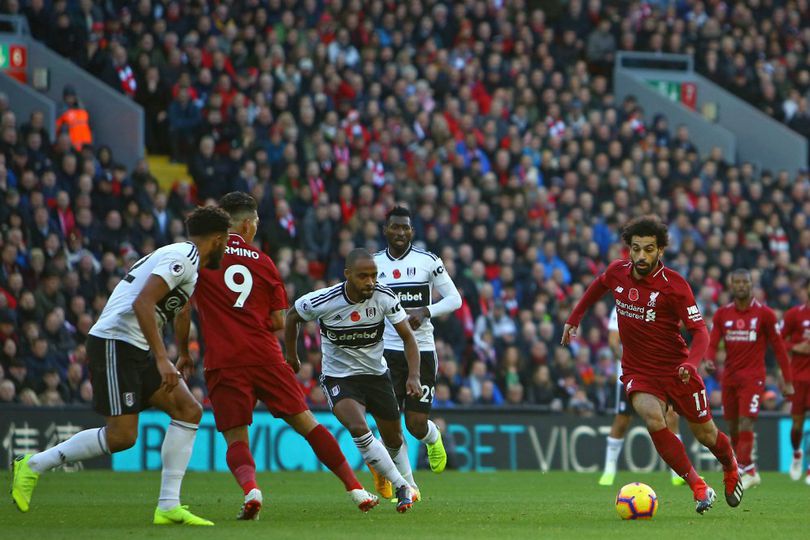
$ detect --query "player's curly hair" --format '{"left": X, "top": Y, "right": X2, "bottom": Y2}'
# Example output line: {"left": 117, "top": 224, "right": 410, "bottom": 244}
{"left": 621, "top": 215, "right": 669, "bottom": 249}
{"left": 186, "top": 205, "right": 231, "bottom": 236}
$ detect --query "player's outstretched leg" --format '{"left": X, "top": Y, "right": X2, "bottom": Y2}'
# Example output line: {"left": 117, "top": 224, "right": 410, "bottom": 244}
{"left": 665, "top": 409, "right": 686, "bottom": 486}
{"left": 353, "top": 431, "right": 412, "bottom": 512}
{"left": 286, "top": 412, "right": 379, "bottom": 512}
{"left": 14, "top": 420, "right": 121, "bottom": 512}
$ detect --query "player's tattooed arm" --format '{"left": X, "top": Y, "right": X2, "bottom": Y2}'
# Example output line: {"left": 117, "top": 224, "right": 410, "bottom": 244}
{"left": 394, "top": 319, "right": 422, "bottom": 398}
{"left": 283, "top": 307, "right": 303, "bottom": 373}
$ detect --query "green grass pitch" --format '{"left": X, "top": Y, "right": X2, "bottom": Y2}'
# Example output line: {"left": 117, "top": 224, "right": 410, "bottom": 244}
{"left": 2, "top": 470, "right": 807, "bottom": 539}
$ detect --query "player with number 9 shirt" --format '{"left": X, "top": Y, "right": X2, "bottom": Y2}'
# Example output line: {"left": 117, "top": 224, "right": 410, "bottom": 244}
{"left": 186, "top": 192, "right": 377, "bottom": 520}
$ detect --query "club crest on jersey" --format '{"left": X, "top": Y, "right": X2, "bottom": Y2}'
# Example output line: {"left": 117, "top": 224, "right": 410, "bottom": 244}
{"left": 750, "top": 317, "right": 758, "bottom": 329}
{"left": 736, "top": 319, "right": 745, "bottom": 330}
{"left": 407, "top": 267, "right": 416, "bottom": 277}
{"left": 628, "top": 288, "right": 639, "bottom": 302}
{"left": 393, "top": 269, "right": 401, "bottom": 279}
{"left": 366, "top": 307, "right": 377, "bottom": 318}
{"left": 350, "top": 311, "right": 361, "bottom": 322}
{"left": 123, "top": 392, "right": 135, "bottom": 407}
{"left": 647, "top": 291, "right": 659, "bottom": 307}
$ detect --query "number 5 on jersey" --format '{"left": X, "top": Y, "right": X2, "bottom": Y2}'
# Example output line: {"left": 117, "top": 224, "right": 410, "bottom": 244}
{"left": 225, "top": 264, "right": 253, "bottom": 308}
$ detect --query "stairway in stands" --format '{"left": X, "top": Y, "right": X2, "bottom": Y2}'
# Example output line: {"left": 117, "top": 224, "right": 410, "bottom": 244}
{"left": 147, "top": 154, "right": 192, "bottom": 192}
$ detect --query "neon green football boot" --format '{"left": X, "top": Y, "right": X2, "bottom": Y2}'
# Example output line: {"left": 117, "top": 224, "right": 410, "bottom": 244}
{"left": 11, "top": 454, "right": 40, "bottom": 512}
{"left": 427, "top": 431, "right": 448, "bottom": 473}
{"left": 153, "top": 505, "right": 214, "bottom": 526}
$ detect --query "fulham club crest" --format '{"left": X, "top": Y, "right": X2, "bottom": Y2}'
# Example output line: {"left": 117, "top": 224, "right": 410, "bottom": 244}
{"left": 628, "top": 288, "right": 640, "bottom": 302}
{"left": 366, "top": 307, "right": 377, "bottom": 318}
{"left": 407, "top": 267, "right": 416, "bottom": 277}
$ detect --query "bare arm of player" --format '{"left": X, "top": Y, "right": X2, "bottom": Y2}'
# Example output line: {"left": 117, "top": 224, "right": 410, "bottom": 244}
{"left": 174, "top": 303, "right": 194, "bottom": 380}
{"left": 283, "top": 308, "right": 303, "bottom": 373}
{"left": 394, "top": 319, "right": 422, "bottom": 398}
{"left": 132, "top": 274, "right": 180, "bottom": 392}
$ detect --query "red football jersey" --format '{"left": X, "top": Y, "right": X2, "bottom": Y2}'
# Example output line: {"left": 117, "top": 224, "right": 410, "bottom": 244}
{"left": 707, "top": 300, "right": 791, "bottom": 385}
{"left": 567, "top": 260, "right": 707, "bottom": 378}
{"left": 782, "top": 303, "right": 810, "bottom": 382}
{"left": 194, "top": 233, "right": 288, "bottom": 369}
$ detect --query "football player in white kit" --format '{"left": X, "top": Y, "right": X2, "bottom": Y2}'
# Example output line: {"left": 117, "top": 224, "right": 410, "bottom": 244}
{"left": 11, "top": 206, "right": 231, "bottom": 525}
{"left": 598, "top": 307, "right": 685, "bottom": 487}
{"left": 371, "top": 206, "right": 461, "bottom": 497}
{"left": 285, "top": 248, "right": 422, "bottom": 513}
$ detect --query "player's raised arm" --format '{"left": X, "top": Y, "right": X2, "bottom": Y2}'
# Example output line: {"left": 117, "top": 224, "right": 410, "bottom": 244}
{"left": 562, "top": 271, "right": 610, "bottom": 345}
{"left": 132, "top": 274, "right": 179, "bottom": 391}
{"left": 764, "top": 308, "right": 794, "bottom": 395}
{"left": 174, "top": 303, "right": 194, "bottom": 379}
{"left": 393, "top": 319, "right": 422, "bottom": 398}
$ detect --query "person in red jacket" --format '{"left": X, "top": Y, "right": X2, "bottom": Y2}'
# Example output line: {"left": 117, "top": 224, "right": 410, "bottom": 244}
{"left": 706, "top": 269, "right": 793, "bottom": 489}
{"left": 562, "top": 215, "right": 742, "bottom": 515}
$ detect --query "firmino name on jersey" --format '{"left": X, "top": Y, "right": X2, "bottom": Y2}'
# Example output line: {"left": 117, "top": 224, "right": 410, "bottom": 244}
{"left": 226, "top": 246, "right": 260, "bottom": 259}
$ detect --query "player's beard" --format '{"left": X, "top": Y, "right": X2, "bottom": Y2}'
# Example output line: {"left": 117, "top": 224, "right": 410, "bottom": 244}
{"left": 633, "top": 255, "right": 658, "bottom": 276}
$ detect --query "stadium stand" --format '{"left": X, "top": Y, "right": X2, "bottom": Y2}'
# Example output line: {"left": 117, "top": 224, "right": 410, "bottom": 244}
{"left": 0, "top": 0, "right": 807, "bottom": 416}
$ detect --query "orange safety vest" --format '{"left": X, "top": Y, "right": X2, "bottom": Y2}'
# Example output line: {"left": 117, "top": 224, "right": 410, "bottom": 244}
{"left": 55, "top": 108, "right": 93, "bottom": 151}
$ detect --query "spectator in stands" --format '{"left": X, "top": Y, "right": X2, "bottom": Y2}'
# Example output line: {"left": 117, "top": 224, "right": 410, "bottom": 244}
{"left": 168, "top": 85, "right": 202, "bottom": 162}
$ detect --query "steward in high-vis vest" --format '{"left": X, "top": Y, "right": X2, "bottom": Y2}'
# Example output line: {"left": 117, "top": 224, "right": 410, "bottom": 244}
{"left": 55, "top": 85, "right": 93, "bottom": 151}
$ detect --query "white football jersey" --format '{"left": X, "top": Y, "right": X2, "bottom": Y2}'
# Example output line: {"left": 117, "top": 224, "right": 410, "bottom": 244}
{"left": 374, "top": 246, "right": 458, "bottom": 351}
{"left": 90, "top": 241, "right": 200, "bottom": 350}
{"left": 295, "top": 282, "right": 407, "bottom": 377}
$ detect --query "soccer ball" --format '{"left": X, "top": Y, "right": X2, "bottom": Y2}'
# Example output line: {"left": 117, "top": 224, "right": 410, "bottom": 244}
{"left": 615, "top": 482, "right": 658, "bottom": 520}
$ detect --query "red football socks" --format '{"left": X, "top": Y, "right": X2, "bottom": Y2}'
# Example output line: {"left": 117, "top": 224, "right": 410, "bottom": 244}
{"left": 650, "top": 428, "right": 702, "bottom": 488}
{"left": 306, "top": 424, "right": 363, "bottom": 491}
{"left": 736, "top": 430, "right": 754, "bottom": 468}
{"left": 791, "top": 428, "right": 803, "bottom": 451}
{"left": 708, "top": 431, "right": 737, "bottom": 472}
{"left": 226, "top": 440, "right": 259, "bottom": 495}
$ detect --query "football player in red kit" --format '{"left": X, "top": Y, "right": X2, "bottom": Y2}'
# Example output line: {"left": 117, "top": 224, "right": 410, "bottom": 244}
{"left": 781, "top": 279, "right": 810, "bottom": 483}
{"left": 179, "top": 192, "right": 377, "bottom": 520}
{"left": 562, "top": 215, "right": 742, "bottom": 515}
{"left": 706, "top": 269, "right": 793, "bottom": 489}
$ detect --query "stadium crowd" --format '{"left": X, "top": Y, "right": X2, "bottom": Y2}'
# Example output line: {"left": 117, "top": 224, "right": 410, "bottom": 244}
{"left": 0, "top": 0, "right": 808, "bottom": 415}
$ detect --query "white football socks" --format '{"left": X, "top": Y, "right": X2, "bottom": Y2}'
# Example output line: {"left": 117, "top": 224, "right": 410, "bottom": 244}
{"left": 420, "top": 420, "right": 440, "bottom": 445}
{"left": 386, "top": 441, "right": 416, "bottom": 488}
{"left": 28, "top": 427, "right": 110, "bottom": 473}
{"left": 158, "top": 419, "right": 198, "bottom": 511}
{"left": 603, "top": 436, "right": 624, "bottom": 475}
{"left": 352, "top": 431, "right": 408, "bottom": 489}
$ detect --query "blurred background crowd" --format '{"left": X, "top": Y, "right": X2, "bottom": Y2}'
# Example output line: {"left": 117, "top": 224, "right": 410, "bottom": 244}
{"left": 0, "top": 0, "right": 807, "bottom": 416}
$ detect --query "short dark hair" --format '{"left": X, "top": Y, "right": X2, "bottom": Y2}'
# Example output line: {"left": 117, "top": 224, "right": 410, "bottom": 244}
{"left": 186, "top": 206, "right": 231, "bottom": 237}
{"left": 346, "top": 248, "right": 373, "bottom": 269}
{"left": 219, "top": 191, "right": 257, "bottom": 218}
{"left": 730, "top": 268, "right": 752, "bottom": 280}
{"left": 621, "top": 215, "right": 669, "bottom": 249}
{"left": 385, "top": 206, "right": 411, "bottom": 223}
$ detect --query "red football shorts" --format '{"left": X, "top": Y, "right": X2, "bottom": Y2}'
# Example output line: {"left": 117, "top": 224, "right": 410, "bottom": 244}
{"left": 622, "top": 370, "right": 713, "bottom": 424}
{"left": 791, "top": 381, "right": 810, "bottom": 416}
{"left": 205, "top": 363, "right": 309, "bottom": 432}
{"left": 721, "top": 379, "right": 765, "bottom": 420}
